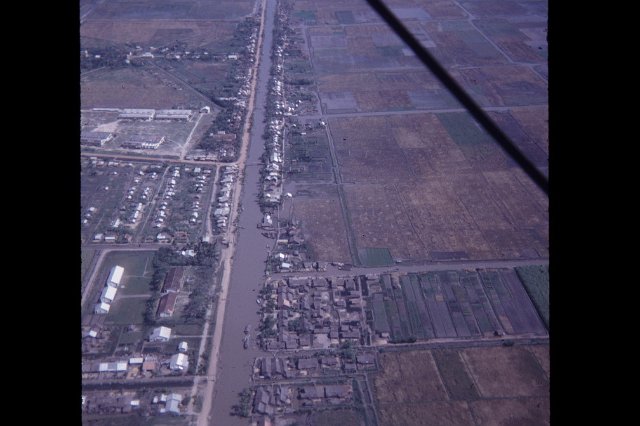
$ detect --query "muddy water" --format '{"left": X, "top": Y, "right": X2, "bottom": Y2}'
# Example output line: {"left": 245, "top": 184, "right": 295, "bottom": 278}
{"left": 208, "top": 0, "right": 277, "bottom": 424}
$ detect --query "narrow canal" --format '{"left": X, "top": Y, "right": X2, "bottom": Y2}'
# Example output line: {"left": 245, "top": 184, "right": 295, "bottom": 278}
{"left": 208, "top": 0, "right": 277, "bottom": 424}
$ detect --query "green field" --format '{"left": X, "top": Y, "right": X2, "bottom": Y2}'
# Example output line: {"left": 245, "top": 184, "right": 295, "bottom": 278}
{"left": 107, "top": 297, "right": 149, "bottom": 325}
{"left": 119, "top": 276, "right": 152, "bottom": 296}
{"left": 104, "top": 250, "right": 155, "bottom": 278}
{"left": 515, "top": 264, "right": 549, "bottom": 327}
{"left": 437, "top": 112, "right": 493, "bottom": 146}
{"left": 359, "top": 247, "right": 394, "bottom": 267}
{"left": 118, "top": 331, "right": 144, "bottom": 345}
{"left": 173, "top": 323, "right": 205, "bottom": 336}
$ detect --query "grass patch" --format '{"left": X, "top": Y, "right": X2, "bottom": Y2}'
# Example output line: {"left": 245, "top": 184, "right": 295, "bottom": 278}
{"left": 107, "top": 297, "right": 149, "bottom": 325}
{"left": 437, "top": 112, "right": 493, "bottom": 146}
{"left": 103, "top": 250, "right": 155, "bottom": 279}
{"left": 119, "top": 276, "right": 152, "bottom": 296}
{"left": 515, "top": 265, "right": 549, "bottom": 327}
{"left": 359, "top": 247, "right": 394, "bottom": 267}
{"left": 173, "top": 323, "right": 205, "bottom": 336}
{"left": 119, "top": 331, "right": 144, "bottom": 345}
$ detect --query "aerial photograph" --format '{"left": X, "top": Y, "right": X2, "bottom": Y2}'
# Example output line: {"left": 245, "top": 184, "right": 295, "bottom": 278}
{"left": 80, "top": 0, "right": 549, "bottom": 425}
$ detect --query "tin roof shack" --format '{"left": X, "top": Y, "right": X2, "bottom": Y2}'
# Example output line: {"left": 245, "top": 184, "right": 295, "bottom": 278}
{"left": 321, "top": 356, "right": 340, "bottom": 372}
{"left": 81, "top": 130, "right": 114, "bottom": 147}
{"left": 253, "top": 387, "right": 275, "bottom": 415}
{"left": 149, "top": 326, "right": 172, "bottom": 342}
{"left": 296, "top": 357, "right": 318, "bottom": 374}
{"left": 299, "top": 386, "right": 324, "bottom": 406}
{"left": 162, "top": 267, "right": 184, "bottom": 293}
{"left": 356, "top": 353, "right": 376, "bottom": 370}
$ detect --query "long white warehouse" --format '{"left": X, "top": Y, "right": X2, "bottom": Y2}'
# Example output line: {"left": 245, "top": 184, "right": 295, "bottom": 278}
{"left": 107, "top": 265, "right": 124, "bottom": 287}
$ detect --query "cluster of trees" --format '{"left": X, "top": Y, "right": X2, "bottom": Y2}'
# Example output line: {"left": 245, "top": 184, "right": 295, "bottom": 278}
{"left": 231, "top": 389, "right": 252, "bottom": 417}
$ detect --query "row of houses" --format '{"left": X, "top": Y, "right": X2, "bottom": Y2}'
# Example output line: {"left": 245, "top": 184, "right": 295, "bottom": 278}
{"left": 214, "top": 165, "right": 238, "bottom": 231}
{"left": 94, "top": 266, "right": 124, "bottom": 314}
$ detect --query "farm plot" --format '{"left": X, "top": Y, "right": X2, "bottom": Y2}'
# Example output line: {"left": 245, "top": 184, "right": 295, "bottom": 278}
{"left": 488, "top": 111, "right": 548, "bottom": 170}
{"left": 317, "top": 70, "right": 459, "bottom": 113}
{"left": 327, "top": 112, "right": 547, "bottom": 261}
{"left": 343, "top": 184, "right": 424, "bottom": 261}
{"left": 291, "top": 0, "right": 380, "bottom": 26}
{"left": 431, "top": 349, "right": 479, "bottom": 400}
{"left": 81, "top": 66, "right": 207, "bottom": 109}
{"left": 375, "top": 351, "right": 448, "bottom": 403}
{"left": 285, "top": 126, "right": 334, "bottom": 183}
{"left": 419, "top": 20, "right": 508, "bottom": 68}
{"left": 450, "top": 64, "right": 548, "bottom": 107}
{"left": 88, "top": 0, "right": 256, "bottom": 20}
{"left": 516, "top": 265, "right": 549, "bottom": 327}
{"left": 291, "top": 184, "right": 352, "bottom": 263}
{"left": 81, "top": 19, "right": 238, "bottom": 50}
{"left": 470, "top": 398, "right": 550, "bottom": 426}
{"left": 461, "top": 345, "right": 549, "bottom": 398}
{"left": 474, "top": 18, "right": 548, "bottom": 64}
{"left": 308, "top": 25, "right": 423, "bottom": 74}
{"left": 508, "top": 105, "right": 549, "bottom": 154}
{"left": 478, "top": 269, "right": 547, "bottom": 335}
{"left": 372, "top": 345, "right": 549, "bottom": 426}
{"left": 368, "top": 269, "right": 547, "bottom": 342}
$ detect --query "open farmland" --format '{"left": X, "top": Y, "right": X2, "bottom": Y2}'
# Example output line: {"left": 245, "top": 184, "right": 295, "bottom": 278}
{"left": 86, "top": 0, "right": 256, "bottom": 20}
{"left": 324, "top": 112, "right": 548, "bottom": 262}
{"left": 318, "top": 70, "right": 458, "bottom": 113}
{"left": 373, "top": 345, "right": 549, "bottom": 426}
{"left": 81, "top": 19, "right": 238, "bottom": 51}
{"left": 81, "top": 66, "right": 208, "bottom": 109}
{"left": 366, "top": 269, "right": 547, "bottom": 342}
{"left": 291, "top": 184, "right": 352, "bottom": 263}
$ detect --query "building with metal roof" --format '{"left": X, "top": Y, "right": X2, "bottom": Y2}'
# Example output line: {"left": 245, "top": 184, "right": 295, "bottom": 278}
{"left": 107, "top": 265, "right": 124, "bottom": 287}
{"left": 94, "top": 302, "right": 111, "bottom": 314}
{"left": 81, "top": 131, "right": 114, "bottom": 147}
{"left": 149, "top": 326, "right": 172, "bottom": 342}
{"left": 155, "top": 109, "right": 193, "bottom": 121}
{"left": 100, "top": 286, "right": 117, "bottom": 304}
{"left": 169, "top": 353, "right": 189, "bottom": 371}
{"left": 118, "top": 109, "right": 156, "bottom": 120}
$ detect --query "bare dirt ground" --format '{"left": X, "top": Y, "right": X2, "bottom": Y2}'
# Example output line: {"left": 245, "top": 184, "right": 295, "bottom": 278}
{"left": 372, "top": 344, "right": 549, "bottom": 426}
{"left": 460, "top": 345, "right": 549, "bottom": 398}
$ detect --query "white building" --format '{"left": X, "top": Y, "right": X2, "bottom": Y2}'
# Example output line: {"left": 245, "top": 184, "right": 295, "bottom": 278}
{"left": 149, "top": 326, "right": 172, "bottom": 342}
{"left": 129, "top": 357, "right": 144, "bottom": 365}
{"left": 107, "top": 265, "right": 124, "bottom": 287}
{"left": 166, "top": 393, "right": 182, "bottom": 415}
{"left": 94, "top": 302, "right": 111, "bottom": 314}
{"left": 100, "top": 286, "right": 118, "bottom": 304}
{"left": 155, "top": 109, "right": 193, "bottom": 121}
{"left": 118, "top": 109, "right": 156, "bottom": 120}
{"left": 178, "top": 341, "right": 188, "bottom": 353}
{"left": 169, "top": 353, "right": 189, "bottom": 371}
